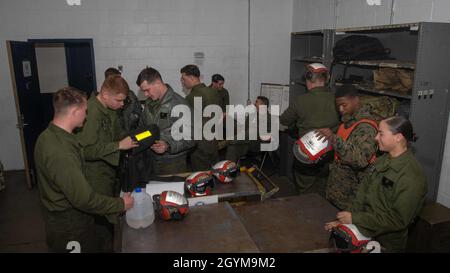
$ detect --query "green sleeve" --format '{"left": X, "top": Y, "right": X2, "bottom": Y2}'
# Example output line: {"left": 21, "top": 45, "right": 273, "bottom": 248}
{"left": 49, "top": 153, "right": 124, "bottom": 215}
{"left": 350, "top": 175, "right": 370, "bottom": 212}
{"left": 77, "top": 113, "right": 120, "bottom": 166}
{"left": 223, "top": 89, "right": 230, "bottom": 110}
{"left": 352, "top": 174, "right": 426, "bottom": 238}
{"left": 280, "top": 102, "right": 300, "bottom": 127}
{"left": 334, "top": 124, "right": 378, "bottom": 169}
{"left": 185, "top": 93, "right": 194, "bottom": 108}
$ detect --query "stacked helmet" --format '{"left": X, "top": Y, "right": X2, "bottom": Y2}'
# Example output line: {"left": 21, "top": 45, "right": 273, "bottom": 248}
{"left": 293, "top": 130, "right": 333, "bottom": 164}
{"left": 185, "top": 171, "right": 215, "bottom": 197}
{"left": 153, "top": 191, "right": 189, "bottom": 221}
{"left": 329, "top": 224, "right": 372, "bottom": 253}
{"left": 212, "top": 160, "right": 238, "bottom": 183}
{"left": 304, "top": 63, "right": 329, "bottom": 83}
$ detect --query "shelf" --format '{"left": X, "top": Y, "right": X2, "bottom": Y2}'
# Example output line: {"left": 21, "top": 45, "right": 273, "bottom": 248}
{"left": 336, "top": 60, "right": 415, "bottom": 70}
{"left": 292, "top": 56, "right": 323, "bottom": 63}
{"left": 336, "top": 23, "right": 419, "bottom": 34}
{"left": 336, "top": 82, "right": 412, "bottom": 100}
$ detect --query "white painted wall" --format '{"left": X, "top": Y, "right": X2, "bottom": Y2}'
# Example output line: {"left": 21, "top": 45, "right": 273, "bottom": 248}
{"left": 292, "top": 0, "right": 450, "bottom": 208}
{"left": 0, "top": 0, "right": 292, "bottom": 170}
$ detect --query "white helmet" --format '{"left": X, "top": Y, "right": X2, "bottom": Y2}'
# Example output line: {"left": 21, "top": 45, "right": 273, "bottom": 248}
{"left": 212, "top": 160, "right": 238, "bottom": 183}
{"left": 293, "top": 130, "right": 333, "bottom": 164}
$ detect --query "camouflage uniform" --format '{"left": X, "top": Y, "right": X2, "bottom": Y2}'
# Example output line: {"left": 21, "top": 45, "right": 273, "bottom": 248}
{"left": 280, "top": 86, "right": 339, "bottom": 196}
{"left": 118, "top": 90, "right": 142, "bottom": 133}
{"left": 350, "top": 150, "right": 427, "bottom": 252}
{"left": 186, "top": 83, "right": 222, "bottom": 171}
{"left": 140, "top": 85, "right": 195, "bottom": 175}
{"left": 326, "top": 104, "right": 379, "bottom": 210}
{"left": 34, "top": 123, "right": 124, "bottom": 252}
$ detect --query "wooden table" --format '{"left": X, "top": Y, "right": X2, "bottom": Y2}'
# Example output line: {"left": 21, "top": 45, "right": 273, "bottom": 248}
{"left": 118, "top": 202, "right": 260, "bottom": 253}
{"left": 233, "top": 194, "right": 338, "bottom": 252}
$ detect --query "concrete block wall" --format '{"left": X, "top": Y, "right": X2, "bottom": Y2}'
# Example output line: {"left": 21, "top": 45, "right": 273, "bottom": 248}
{"left": 292, "top": 0, "right": 450, "bottom": 207}
{"left": 0, "top": 0, "right": 293, "bottom": 170}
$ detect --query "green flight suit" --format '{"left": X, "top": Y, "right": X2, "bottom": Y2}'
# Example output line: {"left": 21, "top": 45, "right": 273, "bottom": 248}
{"left": 208, "top": 85, "right": 230, "bottom": 112}
{"left": 34, "top": 123, "right": 124, "bottom": 253}
{"left": 75, "top": 95, "right": 124, "bottom": 252}
{"left": 186, "top": 83, "right": 222, "bottom": 171}
{"left": 326, "top": 104, "right": 379, "bottom": 210}
{"left": 280, "top": 86, "right": 339, "bottom": 196}
{"left": 140, "top": 85, "right": 195, "bottom": 175}
{"left": 350, "top": 150, "right": 427, "bottom": 252}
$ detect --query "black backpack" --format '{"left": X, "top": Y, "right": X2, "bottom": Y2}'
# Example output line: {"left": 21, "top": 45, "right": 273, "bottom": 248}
{"left": 333, "top": 35, "right": 391, "bottom": 61}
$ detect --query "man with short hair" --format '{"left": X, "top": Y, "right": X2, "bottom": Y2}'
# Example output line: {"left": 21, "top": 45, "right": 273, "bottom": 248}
{"left": 280, "top": 63, "right": 339, "bottom": 196}
{"left": 76, "top": 75, "right": 138, "bottom": 252}
{"left": 136, "top": 67, "right": 194, "bottom": 175}
{"left": 181, "top": 64, "right": 222, "bottom": 171}
{"left": 104, "top": 67, "right": 142, "bottom": 133}
{"left": 34, "top": 87, "right": 134, "bottom": 252}
{"left": 209, "top": 74, "right": 230, "bottom": 112}
{"left": 316, "top": 84, "right": 379, "bottom": 210}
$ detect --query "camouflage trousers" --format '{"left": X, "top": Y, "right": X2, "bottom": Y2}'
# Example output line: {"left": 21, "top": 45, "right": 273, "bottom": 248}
{"left": 326, "top": 162, "right": 363, "bottom": 210}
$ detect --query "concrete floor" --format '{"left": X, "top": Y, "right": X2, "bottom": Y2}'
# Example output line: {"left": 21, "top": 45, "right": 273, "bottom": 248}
{"left": 0, "top": 171, "right": 47, "bottom": 252}
{"left": 0, "top": 159, "right": 298, "bottom": 253}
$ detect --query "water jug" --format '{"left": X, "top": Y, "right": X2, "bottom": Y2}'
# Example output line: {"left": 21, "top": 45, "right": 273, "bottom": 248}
{"left": 126, "top": 188, "right": 155, "bottom": 229}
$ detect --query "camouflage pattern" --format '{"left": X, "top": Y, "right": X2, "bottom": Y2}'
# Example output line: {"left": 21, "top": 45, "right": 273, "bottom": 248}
{"left": 325, "top": 103, "right": 379, "bottom": 210}
{"left": 350, "top": 150, "right": 427, "bottom": 252}
{"left": 118, "top": 90, "right": 142, "bottom": 133}
{"left": 140, "top": 85, "right": 194, "bottom": 175}
{"left": 186, "top": 83, "right": 222, "bottom": 171}
{"left": 34, "top": 123, "right": 124, "bottom": 252}
{"left": 280, "top": 86, "right": 339, "bottom": 194}
{"left": 0, "top": 160, "right": 5, "bottom": 191}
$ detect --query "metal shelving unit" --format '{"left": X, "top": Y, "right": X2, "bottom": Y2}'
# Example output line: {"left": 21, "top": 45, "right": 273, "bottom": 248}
{"left": 288, "top": 22, "right": 450, "bottom": 202}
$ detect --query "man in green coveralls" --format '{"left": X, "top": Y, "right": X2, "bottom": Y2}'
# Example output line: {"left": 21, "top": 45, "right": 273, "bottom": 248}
{"left": 76, "top": 75, "right": 138, "bottom": 252}
{"left": 280, "top": 63, "right": 339, "bottom": 196}
{"left": 181, "top": 64, "right": 222, "bottom": 171}
{"left": 137, "top": 67, "right": 194, "bottom": 175}
{"left": 34, "top": 87, "right": 134, "bottom": 253}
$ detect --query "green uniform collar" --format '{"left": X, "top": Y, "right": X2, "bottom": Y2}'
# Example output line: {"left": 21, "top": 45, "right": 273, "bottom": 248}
{"left": 48, "top": 122, "right": 81, "bottom": 148}
{"left": 375, "top": 150, "right": 412, "bottom": 173}
{"left": 192, "top": 83, "right": 206, "bottom": 91}
{"left": 309, "top": 86, "right": 328, "bottom": 93}
{"left": 92, "top": 95, "right": 113, "bottom": 116}
{"left": 342, "top": 103, "right": 374, "bottom": 127}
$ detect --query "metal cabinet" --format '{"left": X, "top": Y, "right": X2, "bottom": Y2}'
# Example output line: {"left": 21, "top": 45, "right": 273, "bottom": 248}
{"left": 287, "top": 23, "right": 450, "bottom": 202}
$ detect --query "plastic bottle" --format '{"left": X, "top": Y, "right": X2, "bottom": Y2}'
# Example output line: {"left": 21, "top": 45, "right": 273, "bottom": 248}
{"left": 126, "top": 188, "right": 155, "bottom": 229}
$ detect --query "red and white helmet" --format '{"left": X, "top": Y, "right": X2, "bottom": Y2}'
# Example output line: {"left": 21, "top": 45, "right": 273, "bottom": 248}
{"left": 212, "top": 160, "right": 238, "bottom": 183}
{"left": 293, "top": 130, "right": 333, "bottom": 164}
{"left": 306, "top": 63, "right": 328, "bottom": 73}
{"left": 329, "top": 224, "right": 372, "bottom": 253}
{"left": 185, "top": 171, "right": 215, "bottom": 197}
{"left": 153, "top": 191, "right": 189, "bottom": 221}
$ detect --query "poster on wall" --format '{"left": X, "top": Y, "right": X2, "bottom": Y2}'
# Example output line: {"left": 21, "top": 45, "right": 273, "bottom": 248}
{"left": 260, "top": 83, "right": 289, "bottom": 115}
